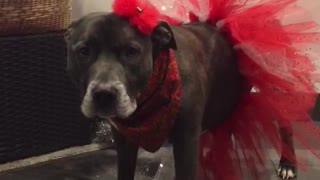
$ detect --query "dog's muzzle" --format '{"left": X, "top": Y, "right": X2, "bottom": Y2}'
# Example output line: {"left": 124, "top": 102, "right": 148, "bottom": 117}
{"left": 81, "top": 81, "right": 137, "bottom": 119}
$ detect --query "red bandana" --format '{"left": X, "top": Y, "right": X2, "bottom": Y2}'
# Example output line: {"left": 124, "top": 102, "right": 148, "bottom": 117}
{"left": 111, "top": 50, "right": 182, "bottom": 152}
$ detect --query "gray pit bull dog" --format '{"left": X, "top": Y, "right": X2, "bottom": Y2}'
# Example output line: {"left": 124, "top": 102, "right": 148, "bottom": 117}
{"left": 65, "top": 13, "right": 296, "bottom": 180}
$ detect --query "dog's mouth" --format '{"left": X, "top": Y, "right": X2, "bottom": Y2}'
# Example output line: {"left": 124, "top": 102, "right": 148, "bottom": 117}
{"left": 80, "top": 81, "right": 137, "bottom": 119}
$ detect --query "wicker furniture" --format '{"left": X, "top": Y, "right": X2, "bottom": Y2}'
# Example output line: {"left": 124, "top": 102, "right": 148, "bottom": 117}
{"left": 0, "top": 0, "right": 71, "bottom": 36}
{"left": 0, "top": 1, "right": 94, "bottom": 164}
{"left": 0, "top": 32, "right": 91, "bottom": 163}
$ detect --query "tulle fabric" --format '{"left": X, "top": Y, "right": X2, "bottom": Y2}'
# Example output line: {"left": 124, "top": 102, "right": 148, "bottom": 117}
{"left": 113, "top": 0, "right": 160, "bottom": 35}
{"left": 149, "top": 0, "right": 320, "bottom": 179}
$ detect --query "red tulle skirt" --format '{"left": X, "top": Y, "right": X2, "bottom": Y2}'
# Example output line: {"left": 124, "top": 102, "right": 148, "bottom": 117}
{"left": 198, "top": 0, "right": 320, "bottom": 179}
{"left": 148, "top": 0, "right": 320, "bottom": 179}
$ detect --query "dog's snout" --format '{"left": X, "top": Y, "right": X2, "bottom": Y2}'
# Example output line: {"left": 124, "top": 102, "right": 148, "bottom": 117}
{"left": 82, "top": 81, "right": 136, "bottom": 119}
{"left": 92, "top": 86, "right": 117, "bottom": 110}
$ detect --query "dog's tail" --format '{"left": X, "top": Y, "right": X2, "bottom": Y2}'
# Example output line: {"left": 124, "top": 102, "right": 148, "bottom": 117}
{"left": 153, "top": 0, "right": 320, "bottom": 179}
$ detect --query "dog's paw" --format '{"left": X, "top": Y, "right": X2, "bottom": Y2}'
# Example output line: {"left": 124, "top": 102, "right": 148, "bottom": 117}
{"left": 277, "top": 159, "right": 297, "bottom": 180}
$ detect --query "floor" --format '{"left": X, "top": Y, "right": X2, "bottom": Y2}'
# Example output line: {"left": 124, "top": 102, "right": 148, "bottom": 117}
{"left": 1, "top": 145, "right": 320, "bottom": 180}
{"left": 2, "top": 121, "right": 320, "bottom": 180}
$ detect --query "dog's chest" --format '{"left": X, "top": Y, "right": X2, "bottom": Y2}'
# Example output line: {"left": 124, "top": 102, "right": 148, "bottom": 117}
{"left": 111, "top": 51, "right": 182, "bottom": 152}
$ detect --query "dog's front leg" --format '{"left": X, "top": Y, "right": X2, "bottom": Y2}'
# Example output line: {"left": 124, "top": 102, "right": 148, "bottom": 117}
{"left": 171, "top": 109, "right": 203, "bottom": 180}
{"left": 112, "top": 128, "right": 139, "bottom": 180}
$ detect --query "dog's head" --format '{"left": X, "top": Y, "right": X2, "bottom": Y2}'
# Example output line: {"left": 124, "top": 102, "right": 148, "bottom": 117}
{"left": 65, "top": 13, "right": 177, "bottom": 119}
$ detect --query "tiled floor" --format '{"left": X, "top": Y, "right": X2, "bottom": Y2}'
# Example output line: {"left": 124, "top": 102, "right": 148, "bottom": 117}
{"left": 0, "top": 146, "right": 320, "bottom": 180}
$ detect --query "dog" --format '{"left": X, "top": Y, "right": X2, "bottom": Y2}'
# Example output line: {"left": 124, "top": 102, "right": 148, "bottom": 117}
{"left": 65, "top": 12, "right": 297, "bottom": 180}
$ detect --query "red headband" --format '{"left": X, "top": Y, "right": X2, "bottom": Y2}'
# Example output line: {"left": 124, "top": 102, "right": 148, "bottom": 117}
{"left": 112, "top": 0, "right": 160, "bottom": 35}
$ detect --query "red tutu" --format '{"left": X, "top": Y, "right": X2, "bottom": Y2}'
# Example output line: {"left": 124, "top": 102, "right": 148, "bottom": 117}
{"left": 149, "top": 0, "right": 320, "bottom": 179}
{"left": 114, "top": 0, "right": 320, "bottom": 179}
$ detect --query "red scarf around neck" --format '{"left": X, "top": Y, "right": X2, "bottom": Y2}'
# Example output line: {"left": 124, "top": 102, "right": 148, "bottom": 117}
{"left": 111, "top": 50, "right": 182, "bottom": 152}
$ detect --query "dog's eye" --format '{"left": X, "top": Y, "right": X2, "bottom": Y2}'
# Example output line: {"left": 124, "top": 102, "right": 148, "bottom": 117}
{"left": 124, "top": 46, "right": 141, "bottom": 58}
{"left": 78, "top": 46, "right": 91, "bottom": 57}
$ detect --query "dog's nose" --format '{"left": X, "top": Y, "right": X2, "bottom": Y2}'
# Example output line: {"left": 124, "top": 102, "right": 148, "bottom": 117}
{"left": 92, "top": 87, "right": 117, "bottom": 110}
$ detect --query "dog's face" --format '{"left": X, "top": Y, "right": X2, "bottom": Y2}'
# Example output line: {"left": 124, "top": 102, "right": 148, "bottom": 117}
{"left": 65, "top": 13, "right": 176, "bottom": 119}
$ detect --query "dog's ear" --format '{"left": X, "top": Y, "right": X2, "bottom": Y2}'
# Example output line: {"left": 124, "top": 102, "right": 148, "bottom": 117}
{"left": 151, "top": 21, "right": 177, "bottom": 50}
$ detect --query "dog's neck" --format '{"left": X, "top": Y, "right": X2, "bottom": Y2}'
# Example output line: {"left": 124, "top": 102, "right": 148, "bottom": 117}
{"left": 111, "top": 50, "right": 182, "bottom": 152}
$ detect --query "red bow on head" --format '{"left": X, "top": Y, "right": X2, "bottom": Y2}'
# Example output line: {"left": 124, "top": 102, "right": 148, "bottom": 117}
{"left": 113, "top": 0, "right": 160, "bottom": 35}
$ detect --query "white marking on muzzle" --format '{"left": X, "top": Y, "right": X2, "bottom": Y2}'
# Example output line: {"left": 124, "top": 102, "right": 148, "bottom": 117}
{"left": 80, "top": 81, "right": 137, "bottom": 119}
{"left": 112, "top": 81, "right": 137, "bottom": 119}
{"left": 81, "top": 81, "right": 97, "bottom": 118}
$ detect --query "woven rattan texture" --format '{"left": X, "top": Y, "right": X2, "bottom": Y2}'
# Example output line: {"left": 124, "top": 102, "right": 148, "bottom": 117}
{"left": 0, "top": 32, "right": 91, "bottom": 163}
{"left": 0, "top": 0, "right": 71, "bottom": 36}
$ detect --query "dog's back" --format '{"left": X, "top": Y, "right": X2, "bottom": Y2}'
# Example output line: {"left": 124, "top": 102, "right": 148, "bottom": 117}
{"left": 66, "top": 13, "right": 245, "bottom": 180}
{"left": 170, "top": 23, "right": 243, "bottom": 130}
